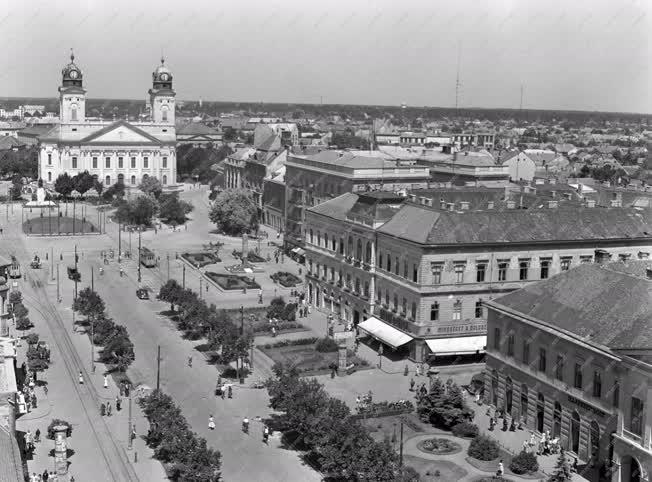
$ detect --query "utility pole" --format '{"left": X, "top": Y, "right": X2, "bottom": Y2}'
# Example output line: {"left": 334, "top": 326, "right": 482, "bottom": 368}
{"left": 127, "top": 392, "right": 133, "bottom": 450}
{"left": 118, "top": 223, "right": 122, "bottom": 263}
{"left": 156, "top": 345, "right": 161, "bottom": 391}
{"left": 74, "top": 244, "right": 78, "bottom": 300}
{"left": 240, "top": 306, "right": 244, "bottom": 335}
{"left": 182, "top": 264, "right": 186, "bottom": 289}
{"left": 137, "top": 228, "right": 142, "bottom": 283}
{"left": 399, "top": 421, "right": 404, "bottom": 468}
{"left": 90, "top": 315, "right": 95, "bottom": 372}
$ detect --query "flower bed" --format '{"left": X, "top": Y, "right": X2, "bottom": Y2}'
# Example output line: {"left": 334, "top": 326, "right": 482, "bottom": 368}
{"left": 270, "top": 271, "right": 303, "bottom": 287}
{"left": 181, "top": 252, "right": 221, "bottom": 268}
{"left": 205, "top": 272, "right": 260, "bottom": 291}
{"left": 232, "top": 250, "right": 266, "bottom": 263}
{"left": 357, "top": 400, "right": 414, "bottom": 417}
{"left": 259, "top": 338, "right": 370, "bottom": 376}
{"left": 417, "top": 437, "right": 462, "bottom": 455}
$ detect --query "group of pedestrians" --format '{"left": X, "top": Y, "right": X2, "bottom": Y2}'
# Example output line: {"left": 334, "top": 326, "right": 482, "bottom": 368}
{"left": 29, "top": 470, "right": 63, "bottom": 482}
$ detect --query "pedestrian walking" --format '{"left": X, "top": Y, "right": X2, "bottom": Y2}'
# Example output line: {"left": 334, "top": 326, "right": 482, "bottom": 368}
{"left": 208, "top": 415, "right": 215, "bottom": 430}
{"left": 42, "top": 470, "right": 49, "bottom": 481}
{"left": 103, "top": 375, "right": 108, "bottom": 389}
{"left": 106, "top": 402, "right": 112, "bottom": 417}
{"left": 409, "top": 378, "right": 415, "bottom": 391}
{"left": 31, "top": 393, "right": 37, "bottom": 409}
{"left": 116, "top": 396, "right": 121, "bottom": 411}
{"left": 100, "top": 403, "right": 106, "bottom": 416}
{"left": 78, "top": 371, "right": 84, "bottom": 384}
{"left": 263, "top": 425, "right": 270, "bottom": 444}
{"left": 35, "top": 428, "right": 41, "bottom": 443}
{"left": 227, "top": 385, "right": 232, "bottom": 399}
{"left": 497, "top": 460, "right": 504, "bottom": 476}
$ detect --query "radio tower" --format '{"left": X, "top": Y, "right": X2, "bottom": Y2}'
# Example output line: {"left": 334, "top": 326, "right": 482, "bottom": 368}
{"left": 454, "top": 42, "right": 462, "bottom": 113}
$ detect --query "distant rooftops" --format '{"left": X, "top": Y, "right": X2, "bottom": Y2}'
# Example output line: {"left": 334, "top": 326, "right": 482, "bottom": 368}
{"left": 288, "top": 150, "right": 422, "bottom": 170}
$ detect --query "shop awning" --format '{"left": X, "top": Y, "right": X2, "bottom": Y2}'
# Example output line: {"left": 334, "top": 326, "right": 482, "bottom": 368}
{"left": 291, "top": 247, "right": 305, "bottom": 255}
{"left": 358, "top": 317, "right": 413, "bottom": 349}
{"left": 425, "top": 336, "right": 486, "bottom": 356}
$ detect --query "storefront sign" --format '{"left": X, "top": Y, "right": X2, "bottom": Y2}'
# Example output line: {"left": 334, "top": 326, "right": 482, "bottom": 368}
{"left": 567, "top": 395, "right": 608, "bottom": 418}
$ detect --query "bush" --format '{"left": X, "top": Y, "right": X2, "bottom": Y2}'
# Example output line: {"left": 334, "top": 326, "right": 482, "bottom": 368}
{"left": 467, "top": 434, "right": 500, "bottom": 461}
{"left": 314, "top": 337, "right": 339, "bottom": 353}
{"left": 25, "top": 333, "right": 40, "bottom": 346}
{"left": 264, "top": 337, "right": 319, "bottom": 348}
{"left": 509, "top": 450, "right": 539, "bottom": 475}
{"left": 221, "top": 366, "right": 251, "bottom": 379}
{"left": 452, "top": 421, "right": 479, "bottom": 438}
{"left": 47, "top": 419, "right": 72, "bottom": 439}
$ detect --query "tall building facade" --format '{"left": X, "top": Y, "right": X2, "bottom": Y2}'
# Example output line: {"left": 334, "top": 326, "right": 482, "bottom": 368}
{"left": 304, "top": 194, "right": 652, "bottom": 362}
{"left": 38, "top": 54, "right": 177, "bottom": 188}
{"left": 485, "top": 262, "right": 652, "bottom": 482}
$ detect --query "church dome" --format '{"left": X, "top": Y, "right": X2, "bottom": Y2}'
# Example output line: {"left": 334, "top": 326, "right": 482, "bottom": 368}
{"left": 61, "top": 51, "right": 83, "bottom": 82}
{"left": 152, "top": 57, "right": 172, "bottom": 83}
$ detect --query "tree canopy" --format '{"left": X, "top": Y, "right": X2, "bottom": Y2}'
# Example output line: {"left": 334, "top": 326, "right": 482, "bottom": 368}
{"left": 139, "top": 176, "right": 163, "bottom": 199}
{"left": 208, "top": 189, "right": 258, "bottom": 236}
{"left": 159, "top": 192, "right": 193, "bottom": 225}
{"left": 115, "top": 195, "right": 159, "bottom": 226}
{"left": 54, "top": 173, "right": 74, "bottom": 198}
{"left": 72, "top": 171, "right": 95, "bottom": 195}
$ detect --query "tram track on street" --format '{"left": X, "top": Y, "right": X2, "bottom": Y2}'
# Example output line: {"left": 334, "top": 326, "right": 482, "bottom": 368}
{"left": 12, "top": 240, "right": 139, "bottom": 482}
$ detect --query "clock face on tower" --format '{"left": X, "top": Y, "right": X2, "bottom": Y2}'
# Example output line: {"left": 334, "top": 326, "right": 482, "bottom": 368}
{"left": 69, "top": 70, "right": 78, "bottom": 79}
{"left": 160, "top": 73, "right": 169, "bottom": 81}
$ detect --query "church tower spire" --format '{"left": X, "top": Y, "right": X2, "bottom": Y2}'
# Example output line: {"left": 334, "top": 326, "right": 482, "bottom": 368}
{"left": 148, "top": 57, "right": 175, "bottom": 124}
{"left": 59, "top": 49, "right": 86, "bottom": 123}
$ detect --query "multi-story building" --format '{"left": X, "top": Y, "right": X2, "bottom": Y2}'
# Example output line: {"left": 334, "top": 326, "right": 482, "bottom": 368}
{"left": 0, "top": 336, "right": 23, "bottom": 481}
{"left": 284, "top": 150, "right": 431, "bottom": 250}
{"left": 38, "top": 53, "right": 177, "bottom": 188}
{"left": 485, "top": 261, "right": 652, "bottom": 482}
{"left": 176, "top": 122, "right": 222, "bottom": 146}
{"left": 304, "top": 193, "right": 652, "bottom": 362}
{"left": 424, "top": 150, "right": 510, "bottom": 185}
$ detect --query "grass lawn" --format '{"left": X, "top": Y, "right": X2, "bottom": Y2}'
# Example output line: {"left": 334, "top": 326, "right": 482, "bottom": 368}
{"left": 361, "top": 413, "right": 427, "bottom": 443}
{"left": 205, "top": 272, "right": 261, "bottom": 291}
{"left": 23, "top": 216, "right": 98, "bottom": 235}
{"left": 181, "top": 252, "right": 221, "bottom": 268}
{"left": 259, "top": 342, "right": 369, "bottom": 376}
{"left": 402, "top": 455, "right": 468, "bottom": 481}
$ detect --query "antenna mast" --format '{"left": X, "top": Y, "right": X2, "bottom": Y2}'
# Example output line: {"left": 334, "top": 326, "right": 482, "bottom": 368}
{"left": 455, "top": 42, "right": 462, "bottom": 113}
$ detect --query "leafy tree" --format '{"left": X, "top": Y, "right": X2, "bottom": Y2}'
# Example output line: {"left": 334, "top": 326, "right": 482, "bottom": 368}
{"left": 417, "top": 377, "right": 474, "bottom": 429}
{"left": 98, "top": 327, "right": 135, "bottom": 372}
{"left": 93, "top": 178, "right": 104, "bottom": 197}
{"left": 158, "top": 279, "right": 184, "bottom": 311}
{"left": 548, "top": 448, "right": 573, "bottom": 481}
{"left": 10, "top": 177, "right": 23, "bottom": 200}
{"left": 159, "top": 192, "right": 193, "bottom": 225}
{"left": 208, "top": 189, "right": 258, "bottom": 236}
{"left": 27, "top": 357, "right": 49, "bottom": 375}
{"left": 73, "top": 287, "right": 106, "bottom": 320}
{"left": 114, "top": 196, "right": 159, "bottom": 226}
{"left": 54, "top": 173, "right": 74, "bottom": 198}
{"left": 8, "top": 290, "right": 22, "bottom": 308}
{"left": 102, "top": 181, "right": 125, "bottom": 201}
{"left": 468, "top": 434, "right": 500, "bottom": 461}
{"left": 14, "top": 302, "right": 32, "bottom": 331}
{"left": 47, "top": 419, "right": 73, "bottom": 439}
{"left": 72, "top": 170, "right": 95, "bottom": 195}
{"left": 139, "top": 176, "right": 163, "bottom": 199}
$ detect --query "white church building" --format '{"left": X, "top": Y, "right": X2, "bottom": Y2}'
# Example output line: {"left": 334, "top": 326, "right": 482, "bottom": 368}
{"left": 39, "top": 53, "right": 177, "bottom": 188}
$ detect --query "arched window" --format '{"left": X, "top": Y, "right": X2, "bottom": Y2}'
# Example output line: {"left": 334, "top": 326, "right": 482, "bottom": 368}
{"left": 162, "top": 174, "right": 167, "bottom": 185}
{"left": 378, "top": 253, "right": 383, "bottom": 269}
{"left": 505, "top": 377, "right": 513, "bottom": 414}
{"left": 364, "top": 281, "right": 369, "bottom": 297}
{"left": 356, "top": 239, "right": 362, "bottom": 260}
{"left": 387, "top": 256, "right": 391, "bottom": 272}
{"left": 317, "top": 231, "right": 321, "bottom": 247}
{"left": 393, "top": 294, "right": 398, "bottom": 310}
{"left": 537, "top": 393, "right": 546, "bottom": 433}
{"left": 355, "top": 278, "right": 360, "bottom": 294}
{"left": 130, "top": 175, "right": 136, "bottom": 185}
{"left": 105, "top": 175, "right": 111, "bottom": 185}
{"left": 161, "top": 107, "right": 168, "bottom": 122}
{"left": 571, "top": 411, "right": 581, "bottom": 453}
{"left": 365, "top": 241, "right": 371, "bottom": 263}
{"left": 309, "top": 229, "right": 314, "bottom": 244}
{"left": 411, "top": 302, "right": 417, "bottom": 320}
{"left": 339, "top": 238, "right": 344, "bottom": 255}
{"left": 347, "top": 237, "right": 353, "bottom": 256}
{"left": 47, "top": 172, "right": 52, "bottom": 182}
{"left": 324, "top": 233, "right": 328, "bottom": 249}
{"left": 553, "top": 402, "right": 562, "bottom": 438}
{"left": 395, "top": 256, "right": 399, "bottom": 275}
{"left": 521, "top": 384, "right": 529, "bottom": 423}
{"left": 117, "top": 173, "right": 124, "bottom": 184}
{"left": 71, "top": 106, "right": 78, "bottom": 121}
{"left": 331, "top": 237, "right": 337, "bottom": 251}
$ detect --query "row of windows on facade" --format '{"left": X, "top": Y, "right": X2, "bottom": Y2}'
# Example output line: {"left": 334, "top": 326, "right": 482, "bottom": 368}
{"left": 307, "top": 231, "right": 646, "bottom": 285}
{"left": 46, "top": 171, "right": 167, "bottom": 186}
{"left": 493, "top": 327, "right": 642, "bottom": 420}
{"left": 48, "top": 154, "right": 168, "bottom": 170}
{"left": 491, "top": 374, "right": 646, "bottom": 440}
{"left": 308, "top": 259, "right": 484, "bottom": 322}
{"left": 68, "top": 107, "right": 169, "bottom": 122}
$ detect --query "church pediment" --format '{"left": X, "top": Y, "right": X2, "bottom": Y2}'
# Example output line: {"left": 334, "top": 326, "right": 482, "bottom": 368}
{"left": 80, "top": 120, "right": 163, "bottom": 145}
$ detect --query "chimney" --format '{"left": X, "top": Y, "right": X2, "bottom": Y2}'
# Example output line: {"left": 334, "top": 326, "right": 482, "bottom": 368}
{"left": 460, "top": 201, "right": 470, "bottom": 210}
{"left": 586, "top": 199, "right": 596, "bottom": 208}
{"left": 506, "top": 200, "right": 516, "bottom": 209}
{"left": 487, "top": 201, "right": 495, "bottom": 209}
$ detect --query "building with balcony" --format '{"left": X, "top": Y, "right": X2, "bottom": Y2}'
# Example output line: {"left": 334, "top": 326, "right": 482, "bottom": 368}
{"left": 485, "top": 261, "right": 652, "bottom": 482}
{"left": 38, "top": 53, "right": 177, "bottom": 188}
{"left": 304, "top": 194, "right": 652, "bottom": 363}
{"left": 0, "top": 336, "right": 23, "bottom": 481}
{"left": 284, "top": 150, "right": 431, "bottom": 249}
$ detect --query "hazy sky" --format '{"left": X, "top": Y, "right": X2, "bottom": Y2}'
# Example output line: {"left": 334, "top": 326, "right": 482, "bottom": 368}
{"left": 1, "top": 0, "right": 650, "bottom": 113}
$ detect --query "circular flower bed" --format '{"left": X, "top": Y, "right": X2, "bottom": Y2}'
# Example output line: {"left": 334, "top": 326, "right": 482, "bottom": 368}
{"left": 417, "top": 437, "right": 462, "bottom": 455}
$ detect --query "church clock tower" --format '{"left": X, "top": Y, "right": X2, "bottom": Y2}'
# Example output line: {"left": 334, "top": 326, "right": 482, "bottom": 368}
{"left": 59, "top": 51, "right": 86, "bottom": 123}
{"left": 148, "top": 57, "right": 176, "bottom": 125}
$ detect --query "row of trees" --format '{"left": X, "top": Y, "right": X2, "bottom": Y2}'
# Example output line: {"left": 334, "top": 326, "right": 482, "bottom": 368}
{"left": 158, "top": 280, "right": 251, "bottom": 365}
{"left": 140, "top": 390, "right": 221, "bottom": 481}
{"left": 208, "top": 189, "right": 259, "bottom": 236}
{"left": 113, "top": 191, "right": 193, "bottom": 227}
{"left": 9, "top": 290, "right": 33, "bottom": 332}
{"left": 54, "top": 171, "right": 104, "bottom": 198}
{"left": 265, "top": 363, "right": 417, "bottom": 481}
{"left": 73, "top": 287, "right": 135, "bottom": 372}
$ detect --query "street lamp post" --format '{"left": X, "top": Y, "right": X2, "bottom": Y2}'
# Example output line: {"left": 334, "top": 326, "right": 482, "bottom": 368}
{"left": 74, "top": 244, "right": 78, "bottom": 300}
